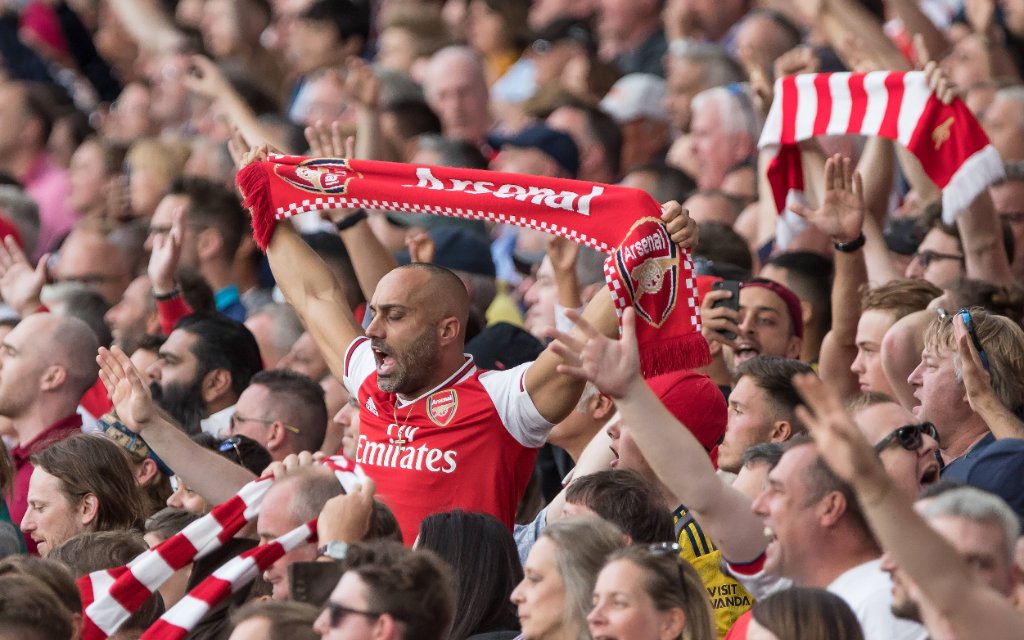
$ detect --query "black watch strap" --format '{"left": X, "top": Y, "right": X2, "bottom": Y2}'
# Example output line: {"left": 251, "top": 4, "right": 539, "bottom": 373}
{"left": 334, "top": 210, "right": 368, "bottom": 232}
{"left": 833, "top": 233, "right": 866, "bottom": 253}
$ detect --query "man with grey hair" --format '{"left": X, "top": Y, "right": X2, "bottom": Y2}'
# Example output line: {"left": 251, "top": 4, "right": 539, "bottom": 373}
{"left": 883, "top": 486, "right": 1021, "bottom": 626}
{"left": 983, "top": 86, "right": 1024, "bottom": 162}
{"left": 245, "top": 303, "right": 304, "bottom": 369}
{"left": 2, "top": 313, "right": 100, "bottom": 552}
{"left": 687, "top": 85, "right": 759, "bottom": 190}
{"left": 422, "top": 46, "right": 492, "bottom": 145}
{"left": 0, "top": 185, "right": 40, "bottom": 259}
{"left": 664, "top": 42, "right": 745, "bottom": 133}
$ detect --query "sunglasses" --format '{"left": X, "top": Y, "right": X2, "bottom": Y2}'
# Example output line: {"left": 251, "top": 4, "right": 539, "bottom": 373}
{"left": 325, "top": 601, "right": 381, "bottom": 628}
{"left": 874, "top": 422, "right": 940, "bottom": 453}
{"left": 958, "top": 308, "right": 990, "bottom": 372}
{"left": 912, "top": 250, "right": 964, "bottom": 269}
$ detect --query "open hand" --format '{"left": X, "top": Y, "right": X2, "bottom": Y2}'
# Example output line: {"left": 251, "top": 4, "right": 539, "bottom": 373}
{"left": 791, "top": 154, "right": 865, "bottom": 244}
{"left": 0, "top": 236, "right": 46, "bottom": 316}
{"left": 791, "top": 372, "right": 887, "bottom": 489}
{"left": 97, "top": 346, "right": 156, "bottom": 433}
{"left": 344, "top": 58, "right": 380, "bottom": 110}
{"left": 548, "top": 307, "right": 642, "bottom": 399}
{"left": 305, "top": 120, "right": 354, "bottom": 159}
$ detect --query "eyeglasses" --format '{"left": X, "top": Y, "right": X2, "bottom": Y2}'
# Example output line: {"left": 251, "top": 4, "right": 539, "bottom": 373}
{"left": 958, "top": 307, "right": 990, "bottom": 372}
{"left": 229, "top": 413, "right": 300, "bottom": 434}
{"left": 999, "top": 211, "right": 1024, "bottom": 224}
{"left": 325, "top": 601, "right": 381, "bottom": 628}
{"left": 218, "top": 436, "right": 246, "bottom": 465}
{"left": 912, "top": 250, "right": 964, "bottom": 269}
{"left": 874, "top": 423, "right": 940, "bottom": 453}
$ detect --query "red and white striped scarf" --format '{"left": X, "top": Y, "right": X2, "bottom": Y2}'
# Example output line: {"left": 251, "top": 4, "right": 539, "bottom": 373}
{"left": 79, "top": 456, "right": 367, "bottom": 640}
{"left": 759, "top": 71, "right": 1004, "bottom": 224}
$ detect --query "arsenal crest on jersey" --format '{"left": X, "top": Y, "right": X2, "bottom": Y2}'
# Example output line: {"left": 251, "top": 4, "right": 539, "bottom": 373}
{"left": 427, "top": 390, "right": 458, "bottom": 427}
{"left": 273, "top": 158, "right": 362, "bottom": 195}
{"left": 614, "top": 217, "right": 679, "bottom": 328}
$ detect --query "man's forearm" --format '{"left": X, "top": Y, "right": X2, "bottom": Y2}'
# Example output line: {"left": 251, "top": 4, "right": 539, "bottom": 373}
{"left": 139, "top": 413, "right": 256, "bottom": 504}
{"left": 337, "top": 217, "right": 398, "bottom": 302}
{"left": 614, "top": 378, "right": 768, "bottom": 562}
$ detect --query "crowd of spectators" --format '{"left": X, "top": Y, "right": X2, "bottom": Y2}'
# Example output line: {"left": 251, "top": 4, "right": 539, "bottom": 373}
{"left": 0, "top": 0, "right": 1023, "bottom": 638}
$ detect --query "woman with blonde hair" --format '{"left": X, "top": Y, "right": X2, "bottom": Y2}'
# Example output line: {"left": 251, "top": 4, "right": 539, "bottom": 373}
{"left": 588, "top": 544, "right": 715, "bottom": 640}
{"left": 125, "top": 136, "right": 191, "bottom": 218}
{"left": 512, "top": 515, "right": 625, "bottom": 640}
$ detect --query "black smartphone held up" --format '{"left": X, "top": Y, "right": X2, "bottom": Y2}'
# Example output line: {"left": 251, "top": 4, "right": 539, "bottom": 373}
{"left": 711, "top": 280, "right": 741, "bottom": 341}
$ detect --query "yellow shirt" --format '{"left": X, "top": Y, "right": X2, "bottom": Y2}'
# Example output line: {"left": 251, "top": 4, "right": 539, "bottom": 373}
{"left": 674, "top": 505, "right": 754, "bottom": 639}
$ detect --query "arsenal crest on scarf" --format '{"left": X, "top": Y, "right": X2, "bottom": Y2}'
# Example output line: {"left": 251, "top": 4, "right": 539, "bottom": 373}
{"left": 238, "top": 155, "right": 711, "bottom": 377}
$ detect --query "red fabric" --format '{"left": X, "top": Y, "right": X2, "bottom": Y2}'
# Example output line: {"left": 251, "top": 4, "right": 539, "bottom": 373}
{"left": 760, "top": 71, "right": 1004, "bottom": 223}
{"left": 237, "top": 156, "right": 710, "bottom": 377}
{"left": 157, "top": 294, "right": 193, "bottom": 336}
{"left": 724, "top": 610, "right": 752, "bottom": 640}
{"left": 645, "top": 370, "right": 726, "bottom": 453}
{"left": 81, "top": 379, "right": 113, "bottom": 419}
{"left": 350, "top": 344, "right": 537, "bottom": 543}
{"left": 9, "top": 413, "right": 83, "bottom": 554}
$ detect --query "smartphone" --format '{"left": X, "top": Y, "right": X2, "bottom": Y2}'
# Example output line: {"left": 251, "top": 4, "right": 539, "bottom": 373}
{"left": 711, "top": 280, "right": 741, "bottom": 341}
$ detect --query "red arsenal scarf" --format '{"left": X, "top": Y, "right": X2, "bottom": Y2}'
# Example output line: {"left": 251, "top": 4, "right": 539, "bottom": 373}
{"left": 79, "top": 456, "right": 367, "bottom": 640}
{"left": 237, "top": 155, "right": 711, "bottom": 376}
{"left": 759, "top": 71, "right": 1004, "bottom": 224}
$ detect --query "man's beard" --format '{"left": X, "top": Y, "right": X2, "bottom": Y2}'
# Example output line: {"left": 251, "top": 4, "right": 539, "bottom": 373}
{"left": 376, "top": 329, "right": 440, "bottom": 394}
{"left": 151, "top": 379, "right": 208, "bottom": 435}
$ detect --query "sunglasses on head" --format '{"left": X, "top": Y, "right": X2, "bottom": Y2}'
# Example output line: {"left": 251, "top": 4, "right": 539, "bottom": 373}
{"left": 958, "top": 308, "right": 990, "bottom": 372}
{"left": 874, "top": 422, "right": 939, "bottom": 453}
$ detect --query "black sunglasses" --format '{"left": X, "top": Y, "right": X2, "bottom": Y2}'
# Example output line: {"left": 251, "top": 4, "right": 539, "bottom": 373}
{"left": 325, "top": 601, "right": 381, "bottom": 628}
{"left": 874, "top": 423, "right": 940, "bottom": 453}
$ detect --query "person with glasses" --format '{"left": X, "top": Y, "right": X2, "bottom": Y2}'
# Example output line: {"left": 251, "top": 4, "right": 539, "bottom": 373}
{"left": 908, "top": 307, "right": 1024, "bottom": 482}
{"left": 549, "top": 309, "right": 928, "bottom": 640}
{"left": 313, "top": 541, "right": 454, "bottom": 640}
{"left": 511, "top": 515, "right": 626, "bottom": 640}
{"left": 228, "top": 369, "right": 328, "bottom": 462}
{"left": 588, "top": 544, "right": 715, "bottom": 640}
{"left": 845, "top": 393, "right": 941, "bottom": 500}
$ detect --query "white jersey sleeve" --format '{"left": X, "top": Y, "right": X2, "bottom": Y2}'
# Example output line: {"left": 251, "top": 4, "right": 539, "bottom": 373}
{"left": 342, "top": 337, "right": 376, "bottom": 395}
{"left": 479, "top": 362, "right": 553, "bottom": 448}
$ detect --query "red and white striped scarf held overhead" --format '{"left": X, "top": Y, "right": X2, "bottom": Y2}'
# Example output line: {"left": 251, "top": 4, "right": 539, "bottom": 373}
{"left": 237, "top": 156, "right": 712, "bottom": 377}
{"left": 759, "top": 71, "right": 1004, "bottom": 223}
{"left": 79, "top": 456, "right": 367, "bottom": 640}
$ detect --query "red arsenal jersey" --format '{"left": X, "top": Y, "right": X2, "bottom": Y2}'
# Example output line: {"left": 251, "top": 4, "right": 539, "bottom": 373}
{"left": 343, "top": 337, "right": 552, "bottom": 543}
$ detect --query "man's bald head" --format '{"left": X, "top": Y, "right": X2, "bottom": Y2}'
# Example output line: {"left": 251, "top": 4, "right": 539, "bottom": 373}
{"left": 398, "top": 263, "right": 471, "bottom": 339}
{"left": 39, "top": 315, "right": 101, "bottom": 398}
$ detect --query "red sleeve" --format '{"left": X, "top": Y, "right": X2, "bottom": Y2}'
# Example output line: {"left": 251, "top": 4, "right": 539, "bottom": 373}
{"left": 80, "top": 378, "right": 113, "bottom": 417}
{"left": 157, "top": 294, "right": 193, "bottom": 336}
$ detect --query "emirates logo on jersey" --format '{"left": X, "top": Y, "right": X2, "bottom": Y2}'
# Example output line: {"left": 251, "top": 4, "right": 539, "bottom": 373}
{"left": 427, "top": 390, "right": 458, "bottom": 426}
{"left": 273, "top": 158, "right": 362, "bottom": 195}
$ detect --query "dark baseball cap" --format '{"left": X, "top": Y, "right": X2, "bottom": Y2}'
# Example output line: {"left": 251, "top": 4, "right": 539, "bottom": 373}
{"left": 488, "top": 124, "right": 580, "bottom": 178}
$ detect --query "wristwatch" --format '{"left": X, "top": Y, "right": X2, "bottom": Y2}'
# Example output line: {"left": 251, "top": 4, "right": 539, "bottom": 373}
{"left": 833, "top": 233, "right": 866, "bottom": 253}
{"left": 318, "top": 541, "right": 349, "bottom": 560}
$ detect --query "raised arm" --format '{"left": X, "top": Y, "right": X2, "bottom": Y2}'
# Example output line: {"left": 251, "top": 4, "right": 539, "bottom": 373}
{"left": 304, "top": 122, "right": 398, "bottom": 302}
{"left": 955, "top": 314, "right": 1024, "bottom": 439}
{"left": 97, "top": 347, "right": 255, "bottom": 505}
{"left": 550, "top": 308, "right": 769, "bottom": 563}
{"left": 105, "top": 0, "right": 186, "bottom": 53}
{"left": 793, "top": 372, "right": 1024, "bottom": 640}
{"left": 793, "top": 155, "right": 867, "bottom": 396}
{"left": 523, "top": 203, "right": 697, "bottom": 424}
{"left": 238, "top": 144, "right": 364, "bottom": 379}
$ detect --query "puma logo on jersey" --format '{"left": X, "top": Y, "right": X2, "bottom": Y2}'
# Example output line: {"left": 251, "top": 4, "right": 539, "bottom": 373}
{"left": 365, "top": 397, "right": 379, "bottom": 416}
